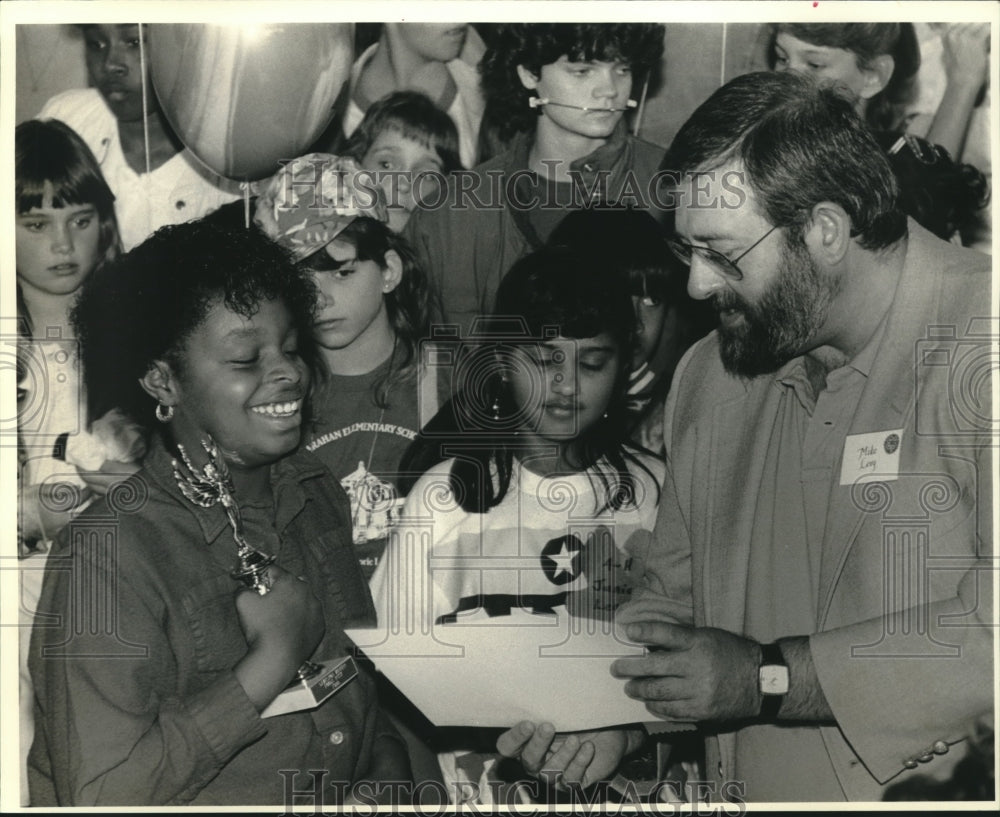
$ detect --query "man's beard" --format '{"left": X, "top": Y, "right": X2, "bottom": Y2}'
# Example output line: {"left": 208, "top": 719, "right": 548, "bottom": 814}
{"left": 714, "top": 237, "right": 838, "bottom": 378}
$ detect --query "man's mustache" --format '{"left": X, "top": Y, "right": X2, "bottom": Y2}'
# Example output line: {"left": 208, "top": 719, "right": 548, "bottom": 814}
{"left": 711, "top": 290, "right": 748, "bottom": 313}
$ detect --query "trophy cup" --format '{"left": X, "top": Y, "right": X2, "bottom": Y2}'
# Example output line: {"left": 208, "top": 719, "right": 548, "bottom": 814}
{"left": 172, "top": 438, "right": 357, "bottom": 717}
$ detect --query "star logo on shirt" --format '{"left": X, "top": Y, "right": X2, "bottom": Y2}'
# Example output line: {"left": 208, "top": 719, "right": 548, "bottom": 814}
{"left": 541, "top": 535, "right": 584, "bottom": 585}
{"left": 549, "top": 543, "right": 578, "bottom": 577}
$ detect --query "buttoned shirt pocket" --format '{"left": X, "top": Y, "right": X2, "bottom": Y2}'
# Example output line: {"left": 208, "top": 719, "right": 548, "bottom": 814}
{"left": 181, "top": 574, "right": 249, "bottom": 674}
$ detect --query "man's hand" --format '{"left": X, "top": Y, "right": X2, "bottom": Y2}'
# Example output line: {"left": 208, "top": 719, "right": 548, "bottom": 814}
{"left": 611, "top": 622, "right": 761, "bottom": 722}
{"left": 496, "top": 721, "right": 641, "bottom": 790}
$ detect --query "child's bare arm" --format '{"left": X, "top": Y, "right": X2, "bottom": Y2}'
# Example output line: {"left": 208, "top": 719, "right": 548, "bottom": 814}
{"left": 496, "top": 721, "right": 644, "bottom": 790}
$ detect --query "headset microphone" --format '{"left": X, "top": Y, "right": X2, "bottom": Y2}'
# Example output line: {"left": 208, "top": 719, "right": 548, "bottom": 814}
{"left": 529, "top": 97, "right": 638, "bottom": 112}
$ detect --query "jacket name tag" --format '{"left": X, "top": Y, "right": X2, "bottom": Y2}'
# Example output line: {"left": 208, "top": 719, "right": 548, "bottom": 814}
{"left": 839, "top": 429, "right": 903, "bottom": 486}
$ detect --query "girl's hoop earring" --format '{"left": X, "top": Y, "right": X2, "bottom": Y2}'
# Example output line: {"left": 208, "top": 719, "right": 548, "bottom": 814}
{"left": 155, "top": 403, "right": 174, "bottom": 423}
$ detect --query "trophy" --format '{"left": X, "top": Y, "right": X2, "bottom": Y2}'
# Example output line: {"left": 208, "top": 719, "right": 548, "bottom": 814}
{"left": 172, "top": 438, "right": 357, "bottom": 717}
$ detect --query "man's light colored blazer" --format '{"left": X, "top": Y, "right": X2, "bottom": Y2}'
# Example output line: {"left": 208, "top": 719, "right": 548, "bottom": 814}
{"left": 621, "top": 221, "right": 994, "bottom": 800}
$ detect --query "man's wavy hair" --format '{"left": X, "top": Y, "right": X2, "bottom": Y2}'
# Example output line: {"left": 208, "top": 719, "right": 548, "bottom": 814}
{"left": 660, "top": 71, "right": 907, "bottom": 250}
{"left": 480, "top": 23, "right": 664, "bottom": 145}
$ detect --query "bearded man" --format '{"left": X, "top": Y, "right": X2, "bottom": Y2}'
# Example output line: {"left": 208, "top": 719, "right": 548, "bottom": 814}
{"left": 602, "top": 71, "right": 993, "bottom": 802}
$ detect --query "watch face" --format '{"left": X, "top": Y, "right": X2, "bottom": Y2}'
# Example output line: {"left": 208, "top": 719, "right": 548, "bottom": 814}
{"left": 759, "top": 665, "right": 790, "bottom": 695}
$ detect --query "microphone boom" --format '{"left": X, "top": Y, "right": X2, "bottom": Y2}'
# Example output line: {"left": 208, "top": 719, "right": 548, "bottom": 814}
{"left": 529, "top": 97, "right": 638, "bottom": 112}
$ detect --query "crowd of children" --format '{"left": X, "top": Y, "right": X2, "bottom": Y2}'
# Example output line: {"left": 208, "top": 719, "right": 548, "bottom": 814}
{"left": 15, "top": 19, "right": 992, "bottom": 807}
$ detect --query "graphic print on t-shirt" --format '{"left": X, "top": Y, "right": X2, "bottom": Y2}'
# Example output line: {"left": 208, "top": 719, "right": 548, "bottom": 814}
{"left": 341, "top": 460, "right": 406, "bottom": 545}
{"left": 437, "top": 524, "right": 643, "bottom": 624}
{"left": 540, "top": 534, "right": 584, "bottom": 585}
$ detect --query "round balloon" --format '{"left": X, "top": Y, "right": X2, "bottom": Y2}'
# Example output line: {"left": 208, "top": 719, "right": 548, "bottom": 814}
{"left": 149, "top": 24, "right": 353, "bottom": 180}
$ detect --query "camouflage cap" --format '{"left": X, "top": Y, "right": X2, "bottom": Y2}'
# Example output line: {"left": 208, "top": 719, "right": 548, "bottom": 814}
{"left": 254, "top": 153, "right": 388, "bottom": 261}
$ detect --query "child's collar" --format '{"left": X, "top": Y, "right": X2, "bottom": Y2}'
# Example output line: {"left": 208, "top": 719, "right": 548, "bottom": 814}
{"left": 515, "top": 119, "right": 629, "bottom": 176}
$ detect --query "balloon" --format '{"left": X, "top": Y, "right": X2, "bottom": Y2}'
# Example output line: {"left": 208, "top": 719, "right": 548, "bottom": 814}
{"left": 149, "top": 24, "right": 353, "bottom": 181}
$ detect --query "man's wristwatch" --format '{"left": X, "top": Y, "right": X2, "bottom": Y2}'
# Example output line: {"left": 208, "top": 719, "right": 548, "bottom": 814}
{"left": 758, "top": 641, "right": 789, "bottom": 720}
{"left": 52, "top": 431, "right": 70, "bottom": 462}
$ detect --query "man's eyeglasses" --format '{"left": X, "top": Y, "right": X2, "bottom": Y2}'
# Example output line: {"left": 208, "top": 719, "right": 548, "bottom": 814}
{"left": 666, "top": 224, "right": 780, "bottom": 281}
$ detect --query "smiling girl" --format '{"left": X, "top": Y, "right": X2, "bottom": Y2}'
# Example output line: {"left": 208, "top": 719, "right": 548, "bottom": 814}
{"left": 27, "top": 218, "right": 411, "bottom": 806}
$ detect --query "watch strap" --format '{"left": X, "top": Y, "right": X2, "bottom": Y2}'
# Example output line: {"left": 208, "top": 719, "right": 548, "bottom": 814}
{"left": 52, "top": 432, "right": 70, "bottom": 462}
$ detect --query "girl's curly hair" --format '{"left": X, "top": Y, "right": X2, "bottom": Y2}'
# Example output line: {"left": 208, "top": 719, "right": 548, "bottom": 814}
{"left": 874, "top": 131, "right": 990, "bottom": 242}
{"left": 72, "top": 217, "right": 319, "bottom": 432}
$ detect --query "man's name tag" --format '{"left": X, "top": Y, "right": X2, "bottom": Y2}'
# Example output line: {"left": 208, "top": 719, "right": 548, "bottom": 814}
{"left": 839, "top": 429, "right": 903, "bottom": 486}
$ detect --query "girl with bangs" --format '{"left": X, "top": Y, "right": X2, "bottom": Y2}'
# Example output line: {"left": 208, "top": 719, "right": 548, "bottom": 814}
{"left": 370, "top": 246, "right": 664, "bottom": 803}
{"left": 16, "top": 117, "right": 145, "bottom": 807}
{"left": 343, "top": 91, "right": 462, "bottom": 232}
{"left": 16, "top": 118, "right": 144, "bottom": 550}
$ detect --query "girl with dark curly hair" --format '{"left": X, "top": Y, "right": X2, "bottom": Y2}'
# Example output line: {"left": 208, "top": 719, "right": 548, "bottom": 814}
{"left": 27, "top": 216, "right": 414, "bottom": 806}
